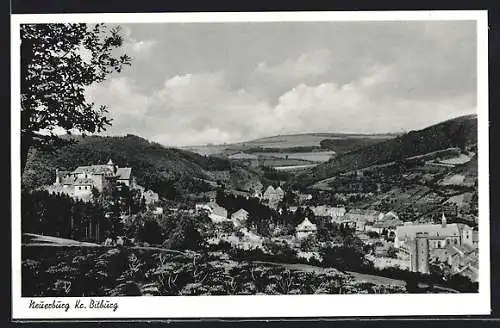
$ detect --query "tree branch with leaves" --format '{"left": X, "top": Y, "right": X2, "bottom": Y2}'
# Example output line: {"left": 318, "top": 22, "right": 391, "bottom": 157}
{"left": 20, "top": 23, "right": 132, "bottom": 174}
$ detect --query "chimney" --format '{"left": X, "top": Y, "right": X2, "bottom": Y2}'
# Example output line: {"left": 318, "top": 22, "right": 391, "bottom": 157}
{"left": 441, "top": 213, "right": 447, "bottom": 228}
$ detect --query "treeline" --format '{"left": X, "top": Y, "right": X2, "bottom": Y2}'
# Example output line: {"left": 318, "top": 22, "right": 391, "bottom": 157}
{"left": 295, "top": 115, "right": 478, "bottom": 187}
{"left": 319, "top": 137, "right": 390, "bottom": 153}
{"left": 22, "top": 190, "right": 112, "bottom": 242}
{"left": 22, "top": 183, "right": 146, "bottom": 242}
{"left": 122, "top": 211, "right": 208, "bottom": 250}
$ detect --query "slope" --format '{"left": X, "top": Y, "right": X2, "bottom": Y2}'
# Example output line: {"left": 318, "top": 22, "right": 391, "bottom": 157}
{"left": 294, "top": 114, "right": 478, "bottom": 187}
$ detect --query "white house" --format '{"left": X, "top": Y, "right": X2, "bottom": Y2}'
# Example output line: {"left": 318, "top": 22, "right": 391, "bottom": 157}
{"left": 331, "top": 206, "right": 347, "bottom": 218}
{"left": 196, "top": 202, "right": 229, "bottom": 224}
{"left": 295, "top": 217, "right": 318, "bottom": 240}
{"left": 262, "top": 185, "right": 285, "bottom": 208}
{"left": 231, "top": 208, "right": 249, "bottom": 227}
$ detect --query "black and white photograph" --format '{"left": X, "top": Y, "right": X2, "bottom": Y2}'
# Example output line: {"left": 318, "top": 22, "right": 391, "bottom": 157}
{"left": 11, "top": 11, "right": 490, "bottom": 319}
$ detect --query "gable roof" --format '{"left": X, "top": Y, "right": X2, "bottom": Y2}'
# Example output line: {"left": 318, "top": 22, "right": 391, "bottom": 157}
{"left": 347, "top": 209, "right": 381, "bottom": 216}
{"left": 73, "top": 165, "right": 114, "bottom": 176}
{"left": 373, "top": 218, "right": 403, "bottom": 229}
{"left": 116, "top": 167, "right": 132, "bottom": 180}
{"left": 296, "top": 218, "right": 317, "bottom": 231}
{"left": 264, "top": 185, "right": 275, "bottom": 193}
{"left": 232, "top": 208, "right": 249, "bottom": 217}
{"left": 208, "top": 202, "right": 228, "bottom": 218}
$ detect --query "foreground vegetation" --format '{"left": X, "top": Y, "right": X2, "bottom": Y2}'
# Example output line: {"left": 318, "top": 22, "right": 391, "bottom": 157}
{"left": 22, "top": 246, "right": 408, "bottom": 297}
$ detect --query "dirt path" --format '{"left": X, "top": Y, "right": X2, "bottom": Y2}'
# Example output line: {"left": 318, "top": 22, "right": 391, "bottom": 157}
{"left": 251, "top": 260, "right": 406, "bottom": 286}
{"left": 345, "top": 271, "right": 406, "bottom": 287}
{"left": 22, "top": 233, "right": 101, "bottom": 247}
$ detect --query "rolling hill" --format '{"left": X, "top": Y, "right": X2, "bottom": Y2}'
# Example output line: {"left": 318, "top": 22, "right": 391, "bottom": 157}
{"left": 294, "top": 114, "right": 478, "bottom": 187}
{"left": 22, "top": 134, "right": 263, "bottom": 199}
{"left": 182, "top": 132, "right": 399, "bottom": 156}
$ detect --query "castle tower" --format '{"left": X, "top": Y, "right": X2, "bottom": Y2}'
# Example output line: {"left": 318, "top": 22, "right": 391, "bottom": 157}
{"left": 107, "top": 158, "right": 118, "bottom": 175}
{"left": 410, "top": 232, "right": 430, "bottom": 274}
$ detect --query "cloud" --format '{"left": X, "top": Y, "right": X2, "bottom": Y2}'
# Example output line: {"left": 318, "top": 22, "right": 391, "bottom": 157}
{"left": 254, "top": 49, "right": 331, "bottom": 81}
{"left": 120, "top": 25, "right": 158, "bottom": 59}
{"left": 85, "top": 62, "right": 475, "bottom": 147}
{"left": 79, "top": 22, "right": 477, "bottom": 146}
{"left": 271, "top": 70, "right": 475, "bottom": 134}
{"left": 85, "top": 77, "right": 153, "bottom": 135}
{"left": 131, "top": 40, "right": 158, "bottom": 56}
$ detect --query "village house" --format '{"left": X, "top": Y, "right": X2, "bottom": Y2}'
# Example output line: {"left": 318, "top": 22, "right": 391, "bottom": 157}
{"left": 298, "top": 193, "right": 313, "bottom": 203}
{"left": 231, "top": 208, "right": 249, "bottom": 227}
{"left": 143, "top": 189, "right": 160, "bottom": 205}
{"left": 47, "top": 159, "right": 133, "bottom": 201}
{"left": 261, "top": 185, "right": 285, "bottom": 208}
{"left": 152, "top": 207, "right": 163, "bottom": 216}
{"left": 195, "top": 202, "right": 229, "bottom": 224}
{"left": 295, "top": 217, "right": 317, "bottom": 240}
{"left": 431, "top": 243, "right": 479, "bottom": 282}
{"left": 133, "top": 185, "right": 160, "bottom": 205}
{"left": 365, "top": 211, "right": 403, "bottom": 235}
{"left": 339, "top": 208, "right": 382, "bottom": 231}
{"left": 331, "top": 206, "right": 347, "bottom": 218}
{"left": 311, "top": 205, "right": 347, "bottom": 222}
{"left": 345, "top": 208, "right": 383, "bottom": 222}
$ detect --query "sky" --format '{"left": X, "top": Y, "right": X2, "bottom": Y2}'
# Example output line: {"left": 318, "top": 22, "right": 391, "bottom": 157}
{"left": 84, "top": 20, "right": 477, "bottom": 147}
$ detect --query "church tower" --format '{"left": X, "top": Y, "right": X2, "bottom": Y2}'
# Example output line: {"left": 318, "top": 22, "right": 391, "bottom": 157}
{"left": 441, "top": 213, "right": 447, "bottom": 228}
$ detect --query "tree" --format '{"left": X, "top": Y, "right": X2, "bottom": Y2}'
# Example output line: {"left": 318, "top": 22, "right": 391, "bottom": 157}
{"left": 163, "top": 215, "right": 203, "bottom": 250}
{"left": 386, "top": 245, "right": 398, "bottom": 259}
{"left": 20, "top": 23, "right": 132, "bottom": 174}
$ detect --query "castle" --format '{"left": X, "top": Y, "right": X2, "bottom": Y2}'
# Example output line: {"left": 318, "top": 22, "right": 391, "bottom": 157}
{"left": 46, "top": 159, "right": 134, "bottom": 201}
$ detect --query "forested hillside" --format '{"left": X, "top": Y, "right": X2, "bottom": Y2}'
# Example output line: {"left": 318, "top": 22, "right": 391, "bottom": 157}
{"left": 294, "top": 114, "right": 477, "bottom": 187}
{"left": 22, "top": 134, "right": 260, "bottom": 199}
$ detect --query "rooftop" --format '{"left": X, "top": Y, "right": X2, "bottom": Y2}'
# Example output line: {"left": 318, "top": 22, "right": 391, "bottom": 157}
{"left": 116, "top": 167, "right": 132, "bottom": 180}
{"left": 296, "top": 218, "right": 317, "bottom": 231}
{"left": 396, "top": 223, "right": 463, "bottom": 239}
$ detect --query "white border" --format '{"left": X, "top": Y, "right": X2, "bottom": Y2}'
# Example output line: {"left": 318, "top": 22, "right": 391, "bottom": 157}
{"left": 11, "top": 11, "right": 490, "bottom": 319}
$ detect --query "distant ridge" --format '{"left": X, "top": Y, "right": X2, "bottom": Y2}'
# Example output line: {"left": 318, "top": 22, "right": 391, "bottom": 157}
{"left": 294, "top": 114, "right": 478, "bottom": 187}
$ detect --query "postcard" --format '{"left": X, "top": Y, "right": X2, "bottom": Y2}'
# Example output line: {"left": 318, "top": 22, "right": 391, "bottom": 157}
{"left": 11, "top": 10, "right": 490, "bottom": 320}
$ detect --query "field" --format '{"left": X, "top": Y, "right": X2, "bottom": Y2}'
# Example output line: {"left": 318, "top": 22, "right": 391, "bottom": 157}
{"left": 181, "top": 133, "right": 396, "bottom": 156}
{"left": 258, "top": 157, "right": 316, "bottom": 168}
{"left": 241, "top": 133, "right": 395, "bottom": 149}
{"left": 254, "top": 151, "right": 335, "bottom": 163}
{"left": 181, "top": 145, "right": 228, "bottom": 156}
